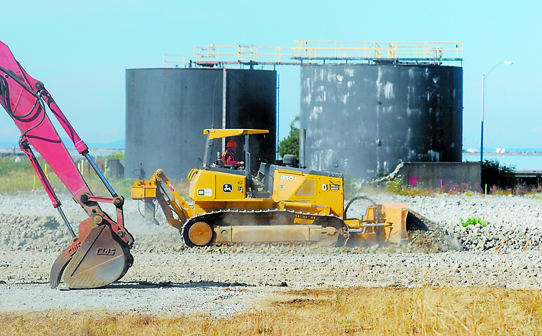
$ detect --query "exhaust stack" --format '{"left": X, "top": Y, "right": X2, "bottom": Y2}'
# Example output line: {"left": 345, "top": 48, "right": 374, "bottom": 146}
{"left": 299, "top": 129, "right": 306, "bottom": 169}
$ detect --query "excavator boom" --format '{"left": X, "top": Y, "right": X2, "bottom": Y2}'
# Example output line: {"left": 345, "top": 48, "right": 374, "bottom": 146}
{"left": 0, "top": 41, "right": 134, "bottom": 289}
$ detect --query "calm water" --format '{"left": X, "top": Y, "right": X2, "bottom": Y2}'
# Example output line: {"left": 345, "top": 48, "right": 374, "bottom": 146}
{"left": 463, "top": 154, "right": 542, "bottom": 170}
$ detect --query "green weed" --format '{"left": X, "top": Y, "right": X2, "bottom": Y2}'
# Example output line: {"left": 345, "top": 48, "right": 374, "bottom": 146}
{"left": 461, "top": 217, "right": 487, "bottom": 227}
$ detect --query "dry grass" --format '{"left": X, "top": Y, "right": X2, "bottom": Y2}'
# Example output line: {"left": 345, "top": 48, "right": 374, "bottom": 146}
{"left": 0, "top": 171, "right": 138, "bottom": 198}
{"left": 0, "top": 167, "right": 138, "bottom": 199}
{"left": 2, "top": 287, "right": 542, "bottom": 335}
{"left": 0, "top": 155, "right": 190, "bottom": 198}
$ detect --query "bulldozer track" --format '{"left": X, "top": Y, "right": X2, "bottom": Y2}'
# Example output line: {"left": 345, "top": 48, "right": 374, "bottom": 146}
{"left": 180, "top": 209, "right": 349, "bottom": 247}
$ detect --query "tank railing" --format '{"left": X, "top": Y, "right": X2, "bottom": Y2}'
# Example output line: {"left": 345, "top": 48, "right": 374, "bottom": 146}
{"left": 163, "top": 41, "right": 463, "bottom": 67}
{"left": 293, "top": 40, "right": 384, "bottom": 59}
{"left": 163, "top": 54, "right": 192, "bottom": 68}
{"left": 292, "top": 41, "right": 463, "bottom": 60}
{"left": 193, "top": 45, "right": 300, "bottom": 64}
{"left": 386, "top": 42, "right": 447, "bottom": 60}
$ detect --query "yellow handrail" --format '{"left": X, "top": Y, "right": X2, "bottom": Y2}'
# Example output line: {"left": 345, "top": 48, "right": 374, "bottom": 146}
{"left": 164, "top": 40, "right": 463, "bottom": 67}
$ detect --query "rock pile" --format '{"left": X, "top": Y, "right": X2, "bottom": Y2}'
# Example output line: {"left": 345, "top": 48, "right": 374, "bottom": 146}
{"left": 0, "top": 214, "right": 70, "bottom": 252}
{"left": 447, "top": 224, "right": 542, "bottom": 252}
{"left": 1, "top": 192, "right": 541, "bottom": 255}
{"left": 371, "top": 192, "right": 542, "bottom": 253}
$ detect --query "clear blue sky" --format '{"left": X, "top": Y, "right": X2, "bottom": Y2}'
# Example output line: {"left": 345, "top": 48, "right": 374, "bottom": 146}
{"left": 1, "top": 0, "right": 540, "bottom": 150}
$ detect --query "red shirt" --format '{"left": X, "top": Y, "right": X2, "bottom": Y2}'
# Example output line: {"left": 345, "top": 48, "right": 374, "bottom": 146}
{"left": 221, "top": 150, "right": 241, "bottom": 166}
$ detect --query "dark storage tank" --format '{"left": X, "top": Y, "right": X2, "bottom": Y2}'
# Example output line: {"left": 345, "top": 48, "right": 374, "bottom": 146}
{"left": 125, "top": 68, "right": 276, "bottom": 180}
{"left": 300, "top": 64, "right": 463, "bottom": 180}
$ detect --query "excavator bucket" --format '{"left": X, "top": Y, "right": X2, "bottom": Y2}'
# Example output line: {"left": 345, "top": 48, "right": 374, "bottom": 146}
{"left": 0, "top": 40, "right": 134, "bottom": 289}
{"left": 50, "top": 220, "right": 132, "bottom": 289}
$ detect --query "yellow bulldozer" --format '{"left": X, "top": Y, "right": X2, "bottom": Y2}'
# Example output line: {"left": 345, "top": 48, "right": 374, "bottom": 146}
{"left": 131, "top": 129, "right": 408, "bottom": 247}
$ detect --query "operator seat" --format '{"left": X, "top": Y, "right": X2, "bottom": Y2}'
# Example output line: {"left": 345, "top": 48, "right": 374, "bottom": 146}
{"left": 250, "top": 163, "right": 274, "bottom": 198}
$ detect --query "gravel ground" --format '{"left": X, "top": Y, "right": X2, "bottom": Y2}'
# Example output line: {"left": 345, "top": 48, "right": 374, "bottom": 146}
{"left": 1, "top": 191, "right": 542, "bottom": 316}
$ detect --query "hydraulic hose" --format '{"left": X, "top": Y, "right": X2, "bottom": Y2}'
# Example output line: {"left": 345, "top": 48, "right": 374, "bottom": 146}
{"left": 344, "top": 195, "right": 377, "bottom": 220}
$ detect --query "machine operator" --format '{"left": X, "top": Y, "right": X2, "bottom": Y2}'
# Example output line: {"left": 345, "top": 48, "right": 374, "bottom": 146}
{"left": 221, "top": 141, "right": 244, "bottom": 168}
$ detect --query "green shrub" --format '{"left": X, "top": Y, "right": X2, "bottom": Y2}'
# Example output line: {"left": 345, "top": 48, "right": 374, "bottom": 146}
{"left": 385, "top": 175, "right": 403, "bottom": 193}
{"left": 481, "top": 159, "right": 517, "bottom": 191}
{"left": 278, "top": 116, "right": 299, "bottom": 159}
{"left": 106, "top": 152, "right": 125, "bottom": 159}
{"left": 460, "top": 217, "right": 487, "bottom": 227}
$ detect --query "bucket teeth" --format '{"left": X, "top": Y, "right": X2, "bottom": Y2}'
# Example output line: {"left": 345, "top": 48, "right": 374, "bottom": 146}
{"left": 49, "top": 245, "right": 74, "bottom": 289}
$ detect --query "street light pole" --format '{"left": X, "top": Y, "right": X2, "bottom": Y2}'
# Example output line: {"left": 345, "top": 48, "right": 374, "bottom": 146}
{"left": 480, "top": 61, "right": 513, "bottom": 163}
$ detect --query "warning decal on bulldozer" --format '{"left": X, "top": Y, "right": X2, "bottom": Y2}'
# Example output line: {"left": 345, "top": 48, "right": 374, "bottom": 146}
{"left": 197, "top": 188, "right": 213, "bottom": 196}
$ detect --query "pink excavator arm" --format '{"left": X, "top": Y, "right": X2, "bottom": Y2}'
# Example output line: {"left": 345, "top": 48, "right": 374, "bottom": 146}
{"left": 0, "top": 41, "right": 134, "bottom": 289}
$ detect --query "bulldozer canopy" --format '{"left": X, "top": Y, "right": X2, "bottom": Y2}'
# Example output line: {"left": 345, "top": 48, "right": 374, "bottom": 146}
{"left": 204, "top": 129, "right": 269, "bottom": 140}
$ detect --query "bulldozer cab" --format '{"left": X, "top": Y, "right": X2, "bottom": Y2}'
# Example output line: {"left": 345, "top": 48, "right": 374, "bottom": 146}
{"left": 202, "top": 129, "right": 269, "bottom": 174}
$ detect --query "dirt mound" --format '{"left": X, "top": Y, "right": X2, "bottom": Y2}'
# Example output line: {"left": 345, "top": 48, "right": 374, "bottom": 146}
{"left": 0, "top": 214, "right": 71, "bottom": 252}
{"left": 406, "top": 210, "right": 462, "bottom": 253}
{"left": 0, "top": 210, "right": 459, "bottom": 255}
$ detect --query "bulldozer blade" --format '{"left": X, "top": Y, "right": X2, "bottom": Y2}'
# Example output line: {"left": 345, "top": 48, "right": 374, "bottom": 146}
{"left": 60, "top": 224, "right": 133, "bottom": 289}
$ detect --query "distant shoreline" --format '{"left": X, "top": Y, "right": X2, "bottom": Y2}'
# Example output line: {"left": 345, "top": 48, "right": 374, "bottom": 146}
{"left": 2, "top": 147, "right": 540, "bottom": 156}
{"left": 463, "top": 152, "right": 542, "bottom": 156}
